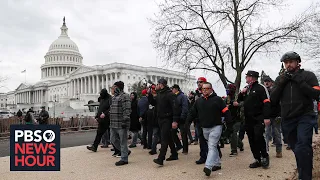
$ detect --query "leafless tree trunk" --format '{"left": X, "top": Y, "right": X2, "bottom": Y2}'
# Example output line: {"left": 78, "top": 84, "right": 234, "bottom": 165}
{"left": 151, "top": 0, "right": 318, "bottom": 91}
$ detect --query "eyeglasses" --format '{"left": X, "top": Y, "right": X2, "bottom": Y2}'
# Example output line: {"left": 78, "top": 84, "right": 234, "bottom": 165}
{"left": 202, "top": 88, "right": 212, "bottom": 90}
{"left": 197, "top": 81, "right": 204, "bottom": 84}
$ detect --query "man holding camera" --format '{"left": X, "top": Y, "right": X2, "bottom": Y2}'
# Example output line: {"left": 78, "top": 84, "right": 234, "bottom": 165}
{"left": 271, "top": 51, "right": 320, "bottom": 180}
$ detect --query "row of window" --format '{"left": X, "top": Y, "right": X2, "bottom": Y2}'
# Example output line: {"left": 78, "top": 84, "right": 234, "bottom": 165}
{"left": 51, "top": 44, "right": 78, "bottom": 50}
{"left": 45, "top": 55, "right": 81, "bottom": 63}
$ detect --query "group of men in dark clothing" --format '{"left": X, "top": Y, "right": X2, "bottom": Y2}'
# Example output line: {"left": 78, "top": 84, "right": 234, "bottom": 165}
{"left": 86, "top": 51, "right": 319, "bottom": 179}
{"left": 16, "top": 106, "right": 49, "bottom": 125}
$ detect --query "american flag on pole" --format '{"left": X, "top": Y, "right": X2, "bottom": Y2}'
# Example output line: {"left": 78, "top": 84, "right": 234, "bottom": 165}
{"left": 21, "top": 69, "right": 26, "bottom": 73}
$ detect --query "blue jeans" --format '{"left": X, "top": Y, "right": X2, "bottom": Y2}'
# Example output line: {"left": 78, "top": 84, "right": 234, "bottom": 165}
{"left": 101, "top": 129, "right": 110, "bottom": 146}
{"left": 196, "top": 123, "right": 208, "bottom": 160}
{"left": 266, "top": 117, "right": 282, "bottom": 153}
{"left": 130, "top": 131, "right": 139, "bottom": 146}
{"left": 151, "top": 127, "right": 160, "bottom": 152}
{"left": 202, "top": 125, "right": 223, "bottom": 169}
{"left": 282, "top": 115, "right": 316, "bottom": 180}
{"left": 110, "top": 128, "right": 129, "bottom": 162}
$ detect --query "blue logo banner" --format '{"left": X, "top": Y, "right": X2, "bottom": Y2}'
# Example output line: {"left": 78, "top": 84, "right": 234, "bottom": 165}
{"left": 10, "top": 125, "right": 60, "bottom": 171}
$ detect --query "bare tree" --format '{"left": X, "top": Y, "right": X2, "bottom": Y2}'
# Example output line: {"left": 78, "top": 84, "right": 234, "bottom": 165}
{"left": 151, "top": 0, "right": 318, "bottom": 91}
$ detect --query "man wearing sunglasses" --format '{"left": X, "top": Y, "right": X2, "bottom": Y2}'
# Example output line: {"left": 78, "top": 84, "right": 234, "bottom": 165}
{"left": 193, "top": 77, "right": 209, "bottom": 165}
{"left": 187, "top": 82, "right": 232, "bottom": 176}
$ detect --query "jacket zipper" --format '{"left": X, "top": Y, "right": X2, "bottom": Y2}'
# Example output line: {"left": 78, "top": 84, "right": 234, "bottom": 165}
{"left": 290, "top": 82, "right": 292, "bottom": 111}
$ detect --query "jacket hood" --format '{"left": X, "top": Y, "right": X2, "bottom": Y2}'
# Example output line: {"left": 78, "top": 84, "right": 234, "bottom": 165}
{"left": 130, "top": 92, "right": 138, "bottom": 101}
{"left": 100, "top": 88, "right": 110, "bottom": 99}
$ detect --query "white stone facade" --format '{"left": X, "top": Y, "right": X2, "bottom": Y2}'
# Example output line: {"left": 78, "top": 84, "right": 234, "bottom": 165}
{"left": 3, "top": 18, "right": 196, "bottom": 116}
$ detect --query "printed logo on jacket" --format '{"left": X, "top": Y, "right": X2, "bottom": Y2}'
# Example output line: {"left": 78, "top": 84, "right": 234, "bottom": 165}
{"left": 10, "top": 125, "right": 60, "bottom": 171}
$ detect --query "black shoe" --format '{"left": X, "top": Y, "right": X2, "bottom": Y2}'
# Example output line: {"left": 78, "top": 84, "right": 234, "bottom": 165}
{"left": 115, "top": 160, "right": 128, "bottom": 166}
{"left": 101, "top": 145, "right": 109, "bottom": 148}
{"left": 196, "top": 158, "right": 206, "bottom": 164}
{"left": 182, "top": 151, "right": 188, "bottom": 155}
{"left": 203, "top": 167, "right": 211, "bottom": 176}
{"left": 111, "top": 148, "right": 115, "bottom": 151}
{"left": 153, "top": 158, "right": 164, "bottom": 166}
{"left": 149, "top": 151, "right": 157, "bottom": 155}
{"left": 239, "top": 147, "right": 244, "bottom": 152}
{"left": 143, "top": 146, "right": 148, "bottom": 149}
{"left": 147, "top": 147, "right": 152, "bottom": 150}
{"left": 249, "top": 160, "right": 261, "bottom": 168}
{"left": 129, "top": 144, "right": 136, "bottom": 148}
{"left": 128, "top": 150, "right": 131, "bottom": 156}
{"left": 176, "top": 146, "right": 183, "bottom": 152}
{"left": 229, "top": 152, "right": 238, "bottom": 157}
{"left": 166, "top": 156, "right": 178, "bottom": 161}
{"left": 261, "top": 157, "right": 270, "bottom": 169}
{"left": 212, "top": 166, "right": 221, "bottom": 171}
{"left": 86, "top": 145, "right": 97, "bottom": 152}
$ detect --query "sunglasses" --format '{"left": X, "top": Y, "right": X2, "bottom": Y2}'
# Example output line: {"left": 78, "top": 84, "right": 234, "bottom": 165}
{"left": 197, "top": 81, "right": 204, "bottom": 84}
{"left": 202, "top": 88, "right": 212, "bottom": 90}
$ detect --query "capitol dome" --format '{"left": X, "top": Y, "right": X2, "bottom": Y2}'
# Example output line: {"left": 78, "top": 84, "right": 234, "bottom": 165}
{"left": 40, "top": 17, "right": 83, "bottom": 81}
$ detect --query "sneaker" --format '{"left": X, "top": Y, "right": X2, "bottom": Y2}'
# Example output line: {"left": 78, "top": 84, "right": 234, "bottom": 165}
{"left": 261, "top": 157, "right": 270, "bottom": 169}
{"left": 149, "top": 151, "right": 157, "bottom": 155}
{"left": 115, "top": 160, "right": 128, "bottom": 166}
{"left": 249, "top": 160, "right": 261, "bottom": 168}
{"left": 203, "top": 167, "right": 211, "bottom": 176}
{"left": 196, "top": 158, "right": 206, "bottom": 164}
{"left": 229, "top": 152, "right": 238, "bottom": 157}
{"left": 212, "top": 166, "right": 221, "bottom": 171}
{"left": 276, "top": 152, "right": 282, "bottom": 158}
{"left": 193, "top": 141, "right": 198, "bottom": 145}
{"left": 129, "top": 144, "right": 136, "bottom": 148}
{"left": 166, "top": 156, "right": 178, "bottom": 161}
{"left": 112, "top": 152, "right": 120, "bottom": 157}
{"left": 86, "top": 145, "right": 97, "bottom": 152}
{"left": 153, "top": 158, "right": 164, "bottom": 166}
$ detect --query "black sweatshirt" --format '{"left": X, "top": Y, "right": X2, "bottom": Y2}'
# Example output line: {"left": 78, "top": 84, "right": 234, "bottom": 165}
{"left": 187, "top": 92, "right": 231, "bottom": 128}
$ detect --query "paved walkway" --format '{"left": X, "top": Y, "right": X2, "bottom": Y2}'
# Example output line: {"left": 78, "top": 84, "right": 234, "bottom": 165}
{"left": 2, "top": 133, "right": 314, "bottom": 180}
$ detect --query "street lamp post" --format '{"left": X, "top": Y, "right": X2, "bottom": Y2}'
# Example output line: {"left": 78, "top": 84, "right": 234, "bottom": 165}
{"left": 53, "top": 95, "right": 57, "bottom": 125}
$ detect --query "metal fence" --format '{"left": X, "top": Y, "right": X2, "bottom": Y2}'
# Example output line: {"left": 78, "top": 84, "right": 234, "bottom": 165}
{"left": 0, "top": 116, "right": 98, "bottom": 137}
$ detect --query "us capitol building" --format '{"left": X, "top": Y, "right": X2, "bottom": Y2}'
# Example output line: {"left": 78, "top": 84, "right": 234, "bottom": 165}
{"left": 3, "top": 18, "right": 195, "bottom": 117}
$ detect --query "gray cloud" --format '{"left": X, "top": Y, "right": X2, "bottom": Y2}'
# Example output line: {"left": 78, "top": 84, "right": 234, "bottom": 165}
{"left": 0, "top": 0, "right": 318, "bottom": 96}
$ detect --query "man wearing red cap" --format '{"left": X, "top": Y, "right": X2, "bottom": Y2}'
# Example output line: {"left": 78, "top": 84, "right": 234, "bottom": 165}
{"left": 193, "top": 77, "right": 209, "bottom": 165}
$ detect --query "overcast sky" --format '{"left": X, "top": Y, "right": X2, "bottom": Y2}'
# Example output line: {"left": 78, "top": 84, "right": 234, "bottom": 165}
{"left": 0, "top": 0, "right": 318, "bottom": 96}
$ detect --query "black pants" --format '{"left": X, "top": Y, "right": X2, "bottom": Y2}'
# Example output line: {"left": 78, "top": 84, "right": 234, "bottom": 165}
{"left": 142, "top": 122, "right": 148, "bottom": 148}
{"left": 93, "top": 122, "right": 109, "bottom": 148}
{"left": 147, "top": 122, "right": 153, "bottom": 149}
{"left": 245, "top": 122, "right": 268, "bottom": 160}
{"left": 158, "top": 119, "right": 178, "bottom": 160}
{"left": 172, "top": 123, "right": 188, "bottom": 152}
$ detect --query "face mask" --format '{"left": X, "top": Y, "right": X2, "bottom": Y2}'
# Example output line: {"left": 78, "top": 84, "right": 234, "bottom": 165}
{"left": 114, "top": 87, "right": 121, "bottom": 94}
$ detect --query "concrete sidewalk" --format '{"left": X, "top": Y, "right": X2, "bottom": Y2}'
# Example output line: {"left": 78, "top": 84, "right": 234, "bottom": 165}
{"left": 0, "top": 134, "right": 308, "bottom": 180}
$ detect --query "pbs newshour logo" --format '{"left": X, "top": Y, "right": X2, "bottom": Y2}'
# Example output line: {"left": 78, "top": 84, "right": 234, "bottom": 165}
{"left": 10, "top": 125, "right": 60, "bottom": 171}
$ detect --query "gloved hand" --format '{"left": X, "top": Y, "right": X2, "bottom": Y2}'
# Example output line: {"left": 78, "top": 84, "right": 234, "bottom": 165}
{"left": 279, "top": 73, "right": 291, "bottom": 86}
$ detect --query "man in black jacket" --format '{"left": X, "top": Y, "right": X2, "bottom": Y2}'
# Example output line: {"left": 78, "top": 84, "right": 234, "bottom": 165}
{"left": 148, "top": 78, "right": 179, "bottom": 166}
{"left": 87, "top": 89, "right": 112, "bottom": 152}
{"left": 171, "top": 84, "right": 189, "bottom": 154}
{"left": 236, "top": 70, "right": 271, "bottom": 169}
{"left": 187, "top": 82, "right": 232, "bottom": 176}
{"left": 271, "top": 51, "right": 320, "bottom": 180}
{"left": 37, "top": 106, "right": 49, "bottom": 125}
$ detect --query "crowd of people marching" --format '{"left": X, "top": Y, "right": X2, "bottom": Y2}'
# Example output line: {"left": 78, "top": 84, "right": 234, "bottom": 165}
{"left": 86, "top": 51, "right": 320, "bottom": 180}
